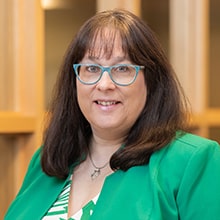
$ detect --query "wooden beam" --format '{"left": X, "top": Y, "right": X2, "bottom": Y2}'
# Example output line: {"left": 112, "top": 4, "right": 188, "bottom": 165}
{"left": 0, "top": 112, "right": 35, "bottom": 133}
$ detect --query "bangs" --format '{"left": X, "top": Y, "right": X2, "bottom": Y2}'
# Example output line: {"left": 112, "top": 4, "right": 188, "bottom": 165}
{"left": 86, "top": 27, "right": 128, "bottom": 59}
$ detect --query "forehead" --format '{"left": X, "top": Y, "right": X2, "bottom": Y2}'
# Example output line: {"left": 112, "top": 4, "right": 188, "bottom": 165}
{"left": 85, "top": 28, "right": 127, "bottom": 60}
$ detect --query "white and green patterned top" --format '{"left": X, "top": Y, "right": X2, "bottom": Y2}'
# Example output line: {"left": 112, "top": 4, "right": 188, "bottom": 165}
{"left": 42, "top": 176, "right": 99, "bottom": 220}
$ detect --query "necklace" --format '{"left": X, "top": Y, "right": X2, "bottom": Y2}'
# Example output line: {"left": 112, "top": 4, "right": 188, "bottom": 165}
{"left": 88, "top": 152, "right": 109, "bottom": 180}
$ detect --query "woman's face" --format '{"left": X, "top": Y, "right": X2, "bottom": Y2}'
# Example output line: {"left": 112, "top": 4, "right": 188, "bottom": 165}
{"left": 76, "top": 33, "right": 147, "bottom": 139}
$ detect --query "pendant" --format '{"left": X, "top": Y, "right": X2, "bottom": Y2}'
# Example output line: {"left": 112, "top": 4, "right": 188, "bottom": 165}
{"left": 91, "top": 169, "right": 101, "bottom": 180}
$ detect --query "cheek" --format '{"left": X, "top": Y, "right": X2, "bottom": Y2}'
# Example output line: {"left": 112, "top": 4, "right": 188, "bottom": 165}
{"left": 134, "top": 74, "right": 147, "bottom": 101}
{"left": 76, "top": 80, "right": 88, "bottom": 98}
{"left": 131, "top": 77, "right": 147, "bottom": 113}
{"left": 124, "top": 81, "right": 147, "bottom": 117}
{"left": 134, "top": 87, "right": 147, "bottom": 112}
{"left": 76, "top": 82, "right": 87, "bottom": 110}
{"left": 76, "top": 82, "right": 95, "bottom": 121}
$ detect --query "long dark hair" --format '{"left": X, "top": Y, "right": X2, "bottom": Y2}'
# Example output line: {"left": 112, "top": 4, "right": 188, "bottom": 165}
{"left": 41, "top": 9, "right": 189, "bottom": 179}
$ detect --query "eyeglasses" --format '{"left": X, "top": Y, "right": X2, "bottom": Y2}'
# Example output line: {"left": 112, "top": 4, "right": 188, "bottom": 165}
{"left": 73, "top": 64, "right": 145, "bottom": 86}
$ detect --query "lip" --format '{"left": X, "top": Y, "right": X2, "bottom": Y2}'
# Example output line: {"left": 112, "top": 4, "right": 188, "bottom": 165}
{"left": 94, "top": 99, "right": 121, "bottom": 109}
{"left": 96, "top": 100, "right": 120, "bottom": 105}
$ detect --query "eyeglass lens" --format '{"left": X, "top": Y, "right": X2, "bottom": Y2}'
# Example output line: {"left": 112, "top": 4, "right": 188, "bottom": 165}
{"left": 76, "top": 64, "right": 137, "bottom": 85}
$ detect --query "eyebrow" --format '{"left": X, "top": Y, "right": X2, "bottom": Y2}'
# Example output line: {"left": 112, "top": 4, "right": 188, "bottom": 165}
{"left": 87, "top": 55, "right": 128, "bottom": 63}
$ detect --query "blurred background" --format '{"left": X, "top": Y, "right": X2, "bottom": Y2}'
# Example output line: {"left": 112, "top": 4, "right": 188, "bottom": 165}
{"left": 0, "top": 0, "right": 219, "bottom": 217}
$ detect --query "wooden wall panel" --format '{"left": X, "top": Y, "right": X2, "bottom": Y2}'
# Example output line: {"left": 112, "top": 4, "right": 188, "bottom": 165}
{"left": 96, "top": 0, "right": 141, "bottom": 15}
{"left": 0, "top": 136, "right": 16, "bottom": 219}
{"left": 0, "top": 0, "right": 44, "bottom": 217}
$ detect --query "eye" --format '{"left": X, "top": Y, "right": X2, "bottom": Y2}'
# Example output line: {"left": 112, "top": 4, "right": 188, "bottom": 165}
{"left": 115, "top": 65, "right": 129, "bottom": 72}
{"left": 86, "top": 65, "right": 101, "bottom": 73}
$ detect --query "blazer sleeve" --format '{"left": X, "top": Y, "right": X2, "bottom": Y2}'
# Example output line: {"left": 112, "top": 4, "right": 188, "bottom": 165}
{"left": 177, "top": 141, "right": 220, "bottom": 220}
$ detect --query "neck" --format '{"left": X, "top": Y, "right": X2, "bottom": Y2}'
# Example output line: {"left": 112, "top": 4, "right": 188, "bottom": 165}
{"left": 87, "top": 136, "right": 121, "bottom": 180}
{"left": 90, "top": 135, "right": 123, "bottom": 156}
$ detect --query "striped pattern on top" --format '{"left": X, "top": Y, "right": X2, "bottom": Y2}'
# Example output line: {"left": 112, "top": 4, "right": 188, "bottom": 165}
{"left": 42, "top": 175, "right": 99, "bottom": 220}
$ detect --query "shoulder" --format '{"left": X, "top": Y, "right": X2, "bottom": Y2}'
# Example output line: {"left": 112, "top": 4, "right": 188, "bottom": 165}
{"left": 5, "top": 147, "right": 67, "bottom": 220}
{"left": 149, "top": 132, "right": 220, "bottom": 187}
{"left": 26, "top": 147, "right": 42, "bottom": 174}
{"left": 157, "top": 132, "right": 220, "bottom": 163}
{"left": 14, "top": 148, "right": 43, "bottom": 195}
{"left": 158, "top": 133, "right": 220, "bottom": 218}
{"left": 28, "top": 147, "right": 42, "bottom": 168}
{"left": 170, "top": 132, "right": 220, "bottom": 165}
{"left": 172, "top": 132, "right": 219, "bottom": 149}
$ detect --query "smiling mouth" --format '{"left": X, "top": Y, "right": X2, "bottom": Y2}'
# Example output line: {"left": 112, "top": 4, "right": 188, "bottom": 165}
{"left": 95, "top": 100, "right": 120, "bottom": 106}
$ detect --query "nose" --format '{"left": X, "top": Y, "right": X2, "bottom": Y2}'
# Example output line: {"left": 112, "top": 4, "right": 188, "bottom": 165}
{"left": 96, "top": 71, "right": 116, "bottom": 90}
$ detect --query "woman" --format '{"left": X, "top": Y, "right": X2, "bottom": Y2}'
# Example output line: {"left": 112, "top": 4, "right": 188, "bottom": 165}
{"left": 5, "top": 9, "right": 220, "bottom": 220}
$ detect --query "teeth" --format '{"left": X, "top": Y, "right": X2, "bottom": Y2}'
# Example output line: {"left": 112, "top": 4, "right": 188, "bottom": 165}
{"left": 97, "top": 101, "right": 117, "bottom": 106}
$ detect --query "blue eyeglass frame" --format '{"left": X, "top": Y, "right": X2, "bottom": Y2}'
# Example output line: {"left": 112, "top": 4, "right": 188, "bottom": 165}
{"left": 73, "top": 64, "right": 145, "bottom": 86}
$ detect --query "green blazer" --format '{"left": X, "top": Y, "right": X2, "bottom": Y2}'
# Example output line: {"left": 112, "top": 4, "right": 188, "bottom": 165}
{"left": 4, "top": 133, "right": 220, "bottom": 220}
